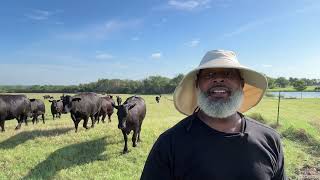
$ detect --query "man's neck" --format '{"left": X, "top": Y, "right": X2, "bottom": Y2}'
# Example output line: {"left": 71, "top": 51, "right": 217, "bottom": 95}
{"left": 197, "top": 110, "right": 242, "bottom": 133}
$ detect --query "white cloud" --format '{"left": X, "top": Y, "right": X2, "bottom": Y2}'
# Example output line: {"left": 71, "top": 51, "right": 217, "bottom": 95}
{"left": 185, "top": 39, "right": 200, "bottom": 47}
{"left": 58, "top": 19, "right": 143, "bottom": 40}
{"left": 168, "top": 0, "right": 211, "bottom": 10}
{"left": 131, "top": 37, "right": 140, "bottom": 41}
{"left": 96, "top": 53, "right": 114, "bottom": 59}
{"left": 24, "top": 9, "right": 62, "bottom": 21}
{"left": 151, "top": 52, "right": 162, "bottom": 59}
{"left": 262, "top": 64, "right": 272, "bottom": 68}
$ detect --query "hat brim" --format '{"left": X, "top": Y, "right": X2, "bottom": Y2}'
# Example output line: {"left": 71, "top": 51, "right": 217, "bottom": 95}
{"left": 173, "top": 65, "right": 268, "bottom": 116}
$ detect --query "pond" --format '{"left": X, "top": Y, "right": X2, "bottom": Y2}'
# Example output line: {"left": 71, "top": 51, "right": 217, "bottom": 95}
{"left": 268, "top": 91, "right": 320, "bottom": 98}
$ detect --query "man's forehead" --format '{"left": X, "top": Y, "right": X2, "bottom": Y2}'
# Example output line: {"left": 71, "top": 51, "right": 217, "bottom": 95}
{"left": 200, "top": 68, "right": 239, "bottom": 73}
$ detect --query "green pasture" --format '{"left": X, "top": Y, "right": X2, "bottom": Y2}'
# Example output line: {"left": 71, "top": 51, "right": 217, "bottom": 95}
{"left": 267, "top": 85, "right": 318, "bottom": 92}
{"left": 0, "top": 93, "right": 319, "bottom": 179}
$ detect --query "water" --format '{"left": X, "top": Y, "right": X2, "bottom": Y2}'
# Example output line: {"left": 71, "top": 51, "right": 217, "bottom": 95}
{"left": 268, "top": 91, "right": 320, "bottom": 98}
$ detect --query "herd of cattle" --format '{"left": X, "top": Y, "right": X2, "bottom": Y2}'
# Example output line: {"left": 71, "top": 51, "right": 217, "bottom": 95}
{"left": 0, "top": 93, "right": 161, "bottom": 153}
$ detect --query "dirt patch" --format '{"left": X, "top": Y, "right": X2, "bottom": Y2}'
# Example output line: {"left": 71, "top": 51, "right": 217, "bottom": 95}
{"left": 296, "top": 165, "right": 320, "bottom": 180}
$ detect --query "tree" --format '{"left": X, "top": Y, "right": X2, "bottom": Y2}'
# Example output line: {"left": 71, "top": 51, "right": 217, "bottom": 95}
{"left": 293, "top": 80, "right": 307, "bottom": 91}
{"left": 275, "top": 77, "right": 289, "bottom": 88}
{"left": 266, "top": 76, "right": 276, "bottom": 89}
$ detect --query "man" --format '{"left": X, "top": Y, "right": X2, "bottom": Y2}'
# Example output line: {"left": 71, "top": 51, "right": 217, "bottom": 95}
{"left": 141, "top": 50, "right": 286, "bottom": 180}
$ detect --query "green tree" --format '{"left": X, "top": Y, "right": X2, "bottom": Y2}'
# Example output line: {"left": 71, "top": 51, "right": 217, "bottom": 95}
{"left": 275, "top": 77, "right": 289, "bottom": 88}
{"left": 293, "top": 80, "right": 307, "bottom": 91}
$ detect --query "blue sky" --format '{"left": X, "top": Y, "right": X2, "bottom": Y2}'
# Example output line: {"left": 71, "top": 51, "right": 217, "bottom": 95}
{"left": 1, "top": 0, "right": 320, "bottom": 85}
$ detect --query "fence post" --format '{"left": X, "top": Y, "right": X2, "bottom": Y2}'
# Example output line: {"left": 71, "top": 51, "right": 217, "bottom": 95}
{"left": 277, "top": 91, "right": 281, "bottom": 126}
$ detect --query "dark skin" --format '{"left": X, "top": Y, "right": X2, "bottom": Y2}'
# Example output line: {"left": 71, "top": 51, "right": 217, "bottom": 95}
{"left": 196, "top": 68, "right": 244, "bottom": 133}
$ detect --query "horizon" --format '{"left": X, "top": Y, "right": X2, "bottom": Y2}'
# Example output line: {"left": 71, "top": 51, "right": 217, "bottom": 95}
{"left": 1, "top": 0, "right": 320, "bottom": 85}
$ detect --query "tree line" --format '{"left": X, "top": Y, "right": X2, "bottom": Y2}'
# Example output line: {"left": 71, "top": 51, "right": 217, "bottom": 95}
{"left": 267, "top": 76, "right": 320, "bottom": 91}
{"left": 1, "top": 75, "right": 319, "bottom": 94}
{"left": 0, "top": 74, "right": 184, "bottom": 94}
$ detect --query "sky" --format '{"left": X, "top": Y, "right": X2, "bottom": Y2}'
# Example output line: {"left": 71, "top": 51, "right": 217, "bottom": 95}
{"left": 0, "top": 0, "right": 320, "bottom": 85}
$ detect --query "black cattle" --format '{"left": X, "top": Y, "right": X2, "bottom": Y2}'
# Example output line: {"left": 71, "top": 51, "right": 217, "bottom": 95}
{"left": 155, "top": 95, "right": 161, "bottom": 103}
{"left": 61, "top": 92, "right": 102, "bottom": 132}
{"left": 29, "top": 99, "right": 46, "bottom": 124}
{"left": 49, "top": 100, "right": 63, "bottom": 120}
{"left": 112, "top": 96, "right": 146, "bottom": 153}
{"left": 116, "top": 96, "right": 122, "bottom": 105}
{"left": 43, "top": 95, "right": 53, "bottom": 99}
{"left": 0, "top": 95, "right": 31, "bottom": 131}
{"left": 97, "top": 96, "right": 115, "bottom": 124}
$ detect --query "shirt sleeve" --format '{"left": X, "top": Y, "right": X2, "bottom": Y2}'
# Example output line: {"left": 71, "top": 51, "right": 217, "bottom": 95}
{"left": 272, "top": 136, "right": 287, "bottom": 180}
{"left": 140, "top": 133, "right": 173, "bottom": 180}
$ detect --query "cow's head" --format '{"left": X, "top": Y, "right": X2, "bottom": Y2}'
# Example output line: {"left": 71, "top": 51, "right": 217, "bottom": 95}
{"left": 49, "top": 100, "right": 60, "bottom": 109}
{"left": 61, "top": 95, "right": 73, "bottom": 113}
{"left": 112, "top": 102, "right": 136, "bottom": 129}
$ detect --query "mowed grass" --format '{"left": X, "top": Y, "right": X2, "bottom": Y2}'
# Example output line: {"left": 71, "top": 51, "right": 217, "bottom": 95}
{"left": 0, "top": 93, "right": 319, "bottom": 179}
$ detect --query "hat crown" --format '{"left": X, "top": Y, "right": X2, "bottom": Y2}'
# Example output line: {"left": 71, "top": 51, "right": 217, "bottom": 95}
{"left": 200, "top": 50, "right": 239, "bottom": 66}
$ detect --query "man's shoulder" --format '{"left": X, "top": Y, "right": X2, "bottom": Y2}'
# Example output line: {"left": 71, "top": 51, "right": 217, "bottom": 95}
{"left": 159, "top": 115, "right": 195, "bottom": 139}
{"left": 245, "top": 116, "right": 281, "bottom": 140}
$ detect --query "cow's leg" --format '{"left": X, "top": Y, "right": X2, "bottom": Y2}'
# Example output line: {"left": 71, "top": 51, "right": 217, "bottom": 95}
{"left": 107, "top": 113, "right": 111, "bottom": 123}
{"left": 90, "top": 115, "right": 97, "bottom": 128}
{"left": 102, "top": 114, "right": 107, "bottom": 123}
{"left": 0, "top": 119, "right": 5, "bottom": 132}
{"left": 59, "top": 112, "right": 61, "bottom": 118}
{"left": 84, "top": 116, "right": 90, "bottom": 129}
{"left": 71, "top": 114, "right": 79, "bottom": 132}
{"left": 24, "top": 115, "right": 28, "bottom": 126}
{"left": 52, "top": 113, "right": 55, "bottom": 120}
{"left": 15, "top": 115, "right": 24, "bottom": 130}
{"left": 42, "top": 114, "right": 45, "bottom": 124}
{"left": 122, "top": 130, "right": 128, "bottom": 153}
{"left": 32, "top": 116, "right": 35, "bottom": 124}
{"left": 132, "top": 130, "right": 138, "bottom": 147}
{"left": 137, "top": 128, "right": 141, "bottom": 142}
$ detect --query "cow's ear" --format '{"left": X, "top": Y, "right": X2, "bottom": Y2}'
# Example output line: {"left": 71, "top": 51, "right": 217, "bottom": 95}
{"left": 72, "top": 98, "right": 81, "bottom": 102}
{"left": 57, "top": 100, "right": 61, "bottom": 102}
{"left": 128, "top": 103, "right": 136, "bottom": 110}
{"left": 112, "top": 102, "right": 119, "bottom": 109}
{"left": 30, "top": 99, "right": 36, "bottom": 102}
{"left": 49, "top": 100, "right": 53, "bottom": 102}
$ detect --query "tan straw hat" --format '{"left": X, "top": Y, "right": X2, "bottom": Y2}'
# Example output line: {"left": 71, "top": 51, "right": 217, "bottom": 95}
{"left": 173, "top": 49, "right": 268, "bottom": 116}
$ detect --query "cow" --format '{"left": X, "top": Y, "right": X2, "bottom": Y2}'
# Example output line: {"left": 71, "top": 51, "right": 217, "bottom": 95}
{"left": 97, "top": 96, "right": 115, "bottom": 124}
{"left": 155, "top": 95, "right": 161, "bottom": 103}
{"left": 112, "top": 96, "right": 146, "bottom": 153}
{"left": 61, "top": 92, "right": 102, "bottom": 132}
{"left": 43, "top": 95, "right": 53, "bottom": 99}
{"left": 29, "top": 99, "right": 46, "bottom": 124}
{"left": 0, "top": 95, "right": 31, "bottom": 131}
{"left": 116, "top": 96, "right": 122, "bottom": 105}
{"left": 49, "top": 100, "right": 63, "bottom": 120}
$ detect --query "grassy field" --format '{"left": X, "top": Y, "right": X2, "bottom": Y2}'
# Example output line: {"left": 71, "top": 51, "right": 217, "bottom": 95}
{"left": 0, "top": 93, "right": 319, "bottom": 179}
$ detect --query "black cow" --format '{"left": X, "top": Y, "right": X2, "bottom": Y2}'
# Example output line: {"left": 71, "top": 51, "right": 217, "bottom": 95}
{"left": 0, "top": 95, "right": 31, "bottom": 131}
{"left": 43, "top": 95, "right": 53, "bottom": 99}
{"left": 62, "top": 92, "right": 102, "bottom": 132}
{"left": 155, "top": 95, "right": 161, "bottom": 103}
{"left": 29, "top": 99, "right": 46, "bottom": 124}
{"left": 97, "top": 96, "right": 115, "bottom": 123}
{"left": 112, "top": 96, "right": 146, "bottom": 153}
{"left": 49, "top": 100, "right": 63, "bottom": 120}
{"left": 116, "top": 96, "right": 122, "bottom": 105}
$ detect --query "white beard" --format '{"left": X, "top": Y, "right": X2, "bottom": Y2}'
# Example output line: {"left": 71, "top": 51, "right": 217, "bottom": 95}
{"left": 197, "top": 88, "right": 244, "bottom": 118}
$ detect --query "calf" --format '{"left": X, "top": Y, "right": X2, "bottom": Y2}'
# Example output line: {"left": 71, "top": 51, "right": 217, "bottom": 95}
{"left": 0, "top": 95, "right": 31, "bottom": 131}
{"left": 155, "top": 95, "right": 161, "bottom": 103}
{"left": 112, "top": 96, "right": 146, "bottom": 153}
{"left": 62, "top": 92, "right": 102, "bottom": 132}
{"left": 29, "top": 99, "right": 46, "bottom": 124}
{"left": 49, "top": 100, "right": 63, "bottom": 120}
{"left": 97, "top": 96, "right": 115, "bottom": 123}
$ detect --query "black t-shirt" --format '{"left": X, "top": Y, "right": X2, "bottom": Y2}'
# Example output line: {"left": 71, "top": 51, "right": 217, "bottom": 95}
{"left": 141, "top": 113, "right": 287, "bottom": 180}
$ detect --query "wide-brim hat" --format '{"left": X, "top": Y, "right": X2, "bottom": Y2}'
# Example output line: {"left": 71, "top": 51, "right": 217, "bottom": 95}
{"left": 174, "top": 50, "right": 268, "bottom": 116}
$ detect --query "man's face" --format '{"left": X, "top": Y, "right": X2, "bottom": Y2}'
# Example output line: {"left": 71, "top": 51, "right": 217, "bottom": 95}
{"left": 197, "top": 68, "right": 244, "bottom": 101}
{"left": 196, "top": 68, "right": 244, "bottom": 118}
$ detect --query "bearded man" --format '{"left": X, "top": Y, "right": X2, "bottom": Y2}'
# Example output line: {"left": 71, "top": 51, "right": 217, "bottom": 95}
{"left": 141, "top": 50, "right": 287, "bottom": 180}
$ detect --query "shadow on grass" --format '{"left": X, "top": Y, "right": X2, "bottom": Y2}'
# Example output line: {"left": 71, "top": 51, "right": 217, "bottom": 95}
{"left": 0, "top": 128, "right": 73, "bottom": 149}
{"left": 23, "top": 136, "right": 112, "bottom": 179}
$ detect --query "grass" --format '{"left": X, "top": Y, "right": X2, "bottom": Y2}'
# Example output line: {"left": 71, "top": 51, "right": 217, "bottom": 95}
{"left": 0, "top": 93, "right": 319, "bottom": 179}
